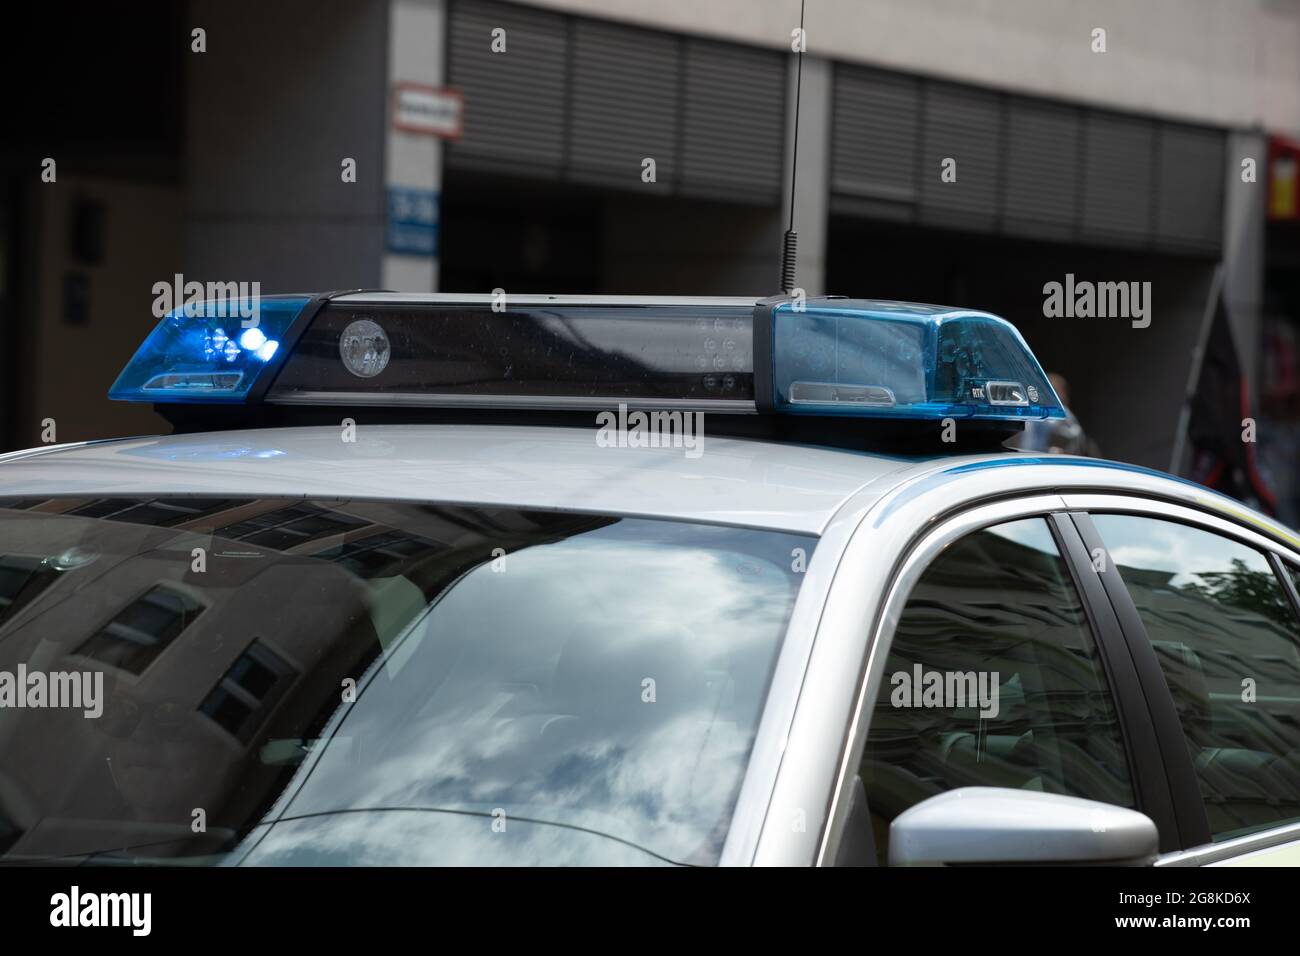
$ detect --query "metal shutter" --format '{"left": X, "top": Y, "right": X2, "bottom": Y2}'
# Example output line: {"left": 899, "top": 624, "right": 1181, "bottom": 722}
{"left": 1155, "top": 124, "right": 1224, "bottom": 253}
{"left": 829, "top": 62, "right": 1226, "bottom": 253}
{"left": 1002, "top": 98, "right": 1081, "bottom": 241}
{"left": 1080, "top": 112, "right": 1156, "bottom": 247}
{"left": 918, "top": 83, "right": 1001, "bottom": 231}
{"left": 446, "top": 0, "right": 568, "bottom": 177}
{"left": 680, "top": 39, "right": 785, "bottom": 203}
{"left": 569, "top": 19, "right": 679, "bottom": 192}
{"left": 830, "top": 66, "right": 920, "bottom": 221}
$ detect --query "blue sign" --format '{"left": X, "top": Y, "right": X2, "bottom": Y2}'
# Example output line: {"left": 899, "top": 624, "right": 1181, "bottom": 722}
{"left": 386, "top": 186, "right": 439, "bottom": 256}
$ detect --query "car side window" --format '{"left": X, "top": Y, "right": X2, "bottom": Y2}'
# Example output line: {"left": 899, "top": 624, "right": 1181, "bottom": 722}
{"left": 858, "top": 516, "right": 1135, "bottom": 866}
{"left": 1090, "top": 514, "right": 1300, "bottom": 842}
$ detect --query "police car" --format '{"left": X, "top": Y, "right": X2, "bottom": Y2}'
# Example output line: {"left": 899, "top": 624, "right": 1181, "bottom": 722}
{"left": 0, "top": 290, "right": 1297, "bottom": 867}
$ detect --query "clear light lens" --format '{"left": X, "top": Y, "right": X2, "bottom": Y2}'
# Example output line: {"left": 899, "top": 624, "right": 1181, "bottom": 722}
{"left": 985, "top": 380, "right": 1028, "bottom": 406}
{"left": 788, "top": 382, "right": 896, "bottom": 406}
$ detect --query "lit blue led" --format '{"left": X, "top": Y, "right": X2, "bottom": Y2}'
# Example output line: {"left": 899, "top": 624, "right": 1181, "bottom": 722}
{"left": 109, "top": 296, "right": 310, "bottom": 403}
{"left": 239, "top": 327, "right": 267, "bottom": 351}
{"left": 769, "top": 301, "right": 1064, "bottom": 421}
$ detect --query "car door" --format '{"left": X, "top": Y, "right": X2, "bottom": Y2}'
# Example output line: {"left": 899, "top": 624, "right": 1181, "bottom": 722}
{"left": 819, "top": 498, "right": 1178, "bottom": 866}
{"left": 1069, "top": 500, "right": 1300, "bottom": 867}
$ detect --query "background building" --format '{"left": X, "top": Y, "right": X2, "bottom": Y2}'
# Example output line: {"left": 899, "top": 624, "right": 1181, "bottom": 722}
{"left": 2, "top": 0, "right": 1299, "bottom": 487}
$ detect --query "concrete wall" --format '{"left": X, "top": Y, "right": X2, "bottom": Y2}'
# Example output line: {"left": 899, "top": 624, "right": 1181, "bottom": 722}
{"left": 23, "top": 177, "right": 181, "bottom": 447}
{"left": 383, "top": 0, "right": 446, "bottom": 293}
{"left": 184, "top": 0, "right": 389, "bottom": 293}
{"left": 782, "top": 56, "right": 831, "bottom": 297}
{"left": 520, "top": 0, "right": 1300, "bottom": 135}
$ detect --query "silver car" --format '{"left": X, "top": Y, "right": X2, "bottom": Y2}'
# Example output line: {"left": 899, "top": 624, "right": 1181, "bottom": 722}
{"left": 0, "top": 293, "right": 1296, "bottom": 867}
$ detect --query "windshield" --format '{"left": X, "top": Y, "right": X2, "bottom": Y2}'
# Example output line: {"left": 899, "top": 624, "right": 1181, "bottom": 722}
{"left": 0, "top": 496, "right": 811, "bottom": 865}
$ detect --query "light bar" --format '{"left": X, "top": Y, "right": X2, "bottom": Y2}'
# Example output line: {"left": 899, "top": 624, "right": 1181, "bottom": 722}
{"left": 110, "top": 297, "right": 311, "bottom": 403}
{"left": 109, "top": 293, "right": 1065, "bottom": 423}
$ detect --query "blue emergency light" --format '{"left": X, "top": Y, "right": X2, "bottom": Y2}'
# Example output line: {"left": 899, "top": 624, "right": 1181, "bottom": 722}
{"left": 109, "top": 292, "right": 1065, "bottom": 423}
{"left": 768, "top": 301, "right": 1062, "bottom": 421}
{"left": 109, "top": 296, "right": 311, "bottom": 403}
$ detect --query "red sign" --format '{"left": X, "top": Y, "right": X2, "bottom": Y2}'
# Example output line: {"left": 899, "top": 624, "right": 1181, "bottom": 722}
{"left": 1269, "top": 135, "right": 1300, "bottom": 221}
{"left": 392, "top": 83, "right": 463, "bottom": 139}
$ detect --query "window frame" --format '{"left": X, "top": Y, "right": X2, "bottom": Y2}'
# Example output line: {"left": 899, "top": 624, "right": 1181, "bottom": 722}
{"left": 817, "top": 495, "right": 1173, "bottom": 865}
{"left": 1063, "top": 493, "right": 1300, "bottom": 865}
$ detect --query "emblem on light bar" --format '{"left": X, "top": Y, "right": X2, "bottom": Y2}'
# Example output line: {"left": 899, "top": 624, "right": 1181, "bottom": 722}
{"left": 339, "top": 318, "right": 391, "bottom": 379}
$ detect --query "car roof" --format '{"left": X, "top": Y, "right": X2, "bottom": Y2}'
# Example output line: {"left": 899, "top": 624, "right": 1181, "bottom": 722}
{"left": 327, "top": 292, "right": 971, "bottom": 316}
{"left": 0, "top": 424, "right": 965, "bottom": 535}
{"left": 1, "top": 424, "right": 1288, "bottom": 542}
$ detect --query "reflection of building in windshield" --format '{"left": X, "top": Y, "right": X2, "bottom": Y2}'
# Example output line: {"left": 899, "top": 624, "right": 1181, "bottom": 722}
{"left": 0, "top": 498, "right": 810, "bottom": 865}
{"left": 0, "top": 497, "right": 612, "bottom": 862}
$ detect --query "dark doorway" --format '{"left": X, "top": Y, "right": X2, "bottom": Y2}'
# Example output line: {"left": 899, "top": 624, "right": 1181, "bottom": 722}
{"left": 826, "top": 216, "right": 1219, "bottom": 468}
{"left": 441, "top": 172, "right": 602, "bottom": 293}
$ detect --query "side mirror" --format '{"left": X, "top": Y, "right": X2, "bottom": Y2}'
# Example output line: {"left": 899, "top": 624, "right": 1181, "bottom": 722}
{"left": 889, "top": 787, "right": 1158, "bottom": 866}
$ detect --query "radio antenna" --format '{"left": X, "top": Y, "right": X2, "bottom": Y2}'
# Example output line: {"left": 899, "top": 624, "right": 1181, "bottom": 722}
{"left": 780, "top": 0, "right": 806, "bottom": 295}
